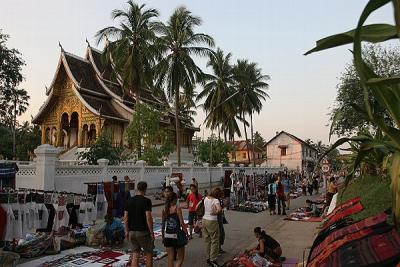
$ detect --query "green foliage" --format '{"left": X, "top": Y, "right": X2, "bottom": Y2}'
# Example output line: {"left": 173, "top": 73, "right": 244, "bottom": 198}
{"left": 96, "top": 1, "right": 160, "bottom": 100}
{"left": 330, "top": 45, "right": 400, "bottom": 137}
{"left": 0, "top": 121, "right": 41, "bottom": 161}
{"left": 197, "top": 136, "right": 233, "bottom": 166}
{"left": 253, "top": 131, "right": 266, "bottom": 149}
{"left": 306, "top": 0, "right": 400, "bottom": 227}
{"left": 125, "top": 103, "right": 174, "bottom": 165}
{"left": 78, "top": 132, "right": 123, "bottom": 165}
{"left": 339, "top": 175, "right": 392, "bottom": 224}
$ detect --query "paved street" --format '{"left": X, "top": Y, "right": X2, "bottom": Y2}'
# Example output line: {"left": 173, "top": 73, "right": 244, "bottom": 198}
{"left": 153, "top": 193, "right": 320, "bottom": 266}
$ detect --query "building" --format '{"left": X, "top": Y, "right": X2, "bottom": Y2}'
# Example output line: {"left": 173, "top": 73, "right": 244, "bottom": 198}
{"left": 264, "top": 131, "right": 318, "bottom": 172}
{"left": 32, "top": 43, "right": 198, "bottom": 160}
{"left": 228, "top": 140, "right": 264, "bottom": 165}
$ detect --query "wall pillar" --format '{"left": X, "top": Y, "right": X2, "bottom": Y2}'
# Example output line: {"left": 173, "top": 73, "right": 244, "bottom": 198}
{"left": 203, "top": 163, "right": 211, "bottom": 189}
{"left": 136, "top": 160, "right": 146, "bottom": 181}
{"left": 34, "top": 144, "right": 58, "bottom": 190}
{"left": 97, "top": 159, "right": 109, "bottom": 179}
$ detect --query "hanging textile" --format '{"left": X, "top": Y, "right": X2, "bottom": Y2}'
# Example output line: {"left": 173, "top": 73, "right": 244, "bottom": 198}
{"left": 95, "top": 183, "right": 108, "bottom": 220}
{"left": 0, "top": 163, "right": 19, "bottom": 189}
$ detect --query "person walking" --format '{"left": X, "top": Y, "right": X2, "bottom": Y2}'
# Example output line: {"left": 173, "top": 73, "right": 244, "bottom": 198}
{"left": 312, "top": 177, "right": 319, "bottom": 194}
{"left": 186, "top": 184, "right": 202, "bottom": 239}
{"left": 162, "top": 192, "right": 189, "bottom": 267}
{"left": 267, "top": 178, "right": 277, "bottom": 215}
{"left": 301, "top": 177, "right": 308, "bottom": 196}
{"left": 124, "top": 181, "right": 154, "bottom": 267}
{"left": 283, "top": 175, "right": 291, "bottom": 210}
{"left": 276, "top": 178, "right": 286, "bottom": 215}
{"left": 203, "top": 187, "right": 223, "bottom": 267}
{"left": 307, "top": 179, "right": 314, "bottom": 196}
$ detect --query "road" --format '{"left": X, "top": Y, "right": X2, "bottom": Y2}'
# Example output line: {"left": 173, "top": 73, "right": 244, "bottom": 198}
{"left": 153, "top": 193, "right": 320, "bottom": 266}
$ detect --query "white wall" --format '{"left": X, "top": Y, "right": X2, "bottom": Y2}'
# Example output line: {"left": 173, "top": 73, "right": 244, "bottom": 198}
{"left": 266, "top": 133, "right": 303, "bottom": 171}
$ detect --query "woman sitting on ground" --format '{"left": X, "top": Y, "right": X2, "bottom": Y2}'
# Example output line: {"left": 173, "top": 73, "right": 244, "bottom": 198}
{"left": 253, "top": 227, "right": 282, "bottom": 261}
{"left": 305, "top": 200, "right": 321, "bottom": 217}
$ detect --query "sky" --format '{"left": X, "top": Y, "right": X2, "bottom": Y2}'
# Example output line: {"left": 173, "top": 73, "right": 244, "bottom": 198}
{"left": 0, "top": 0, "right": 394, "bottom": 144}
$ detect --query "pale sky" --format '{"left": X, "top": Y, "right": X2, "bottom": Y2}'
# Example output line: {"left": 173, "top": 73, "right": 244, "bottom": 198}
{"left": 0, "top": 0, "right": 393, "bottom": 144}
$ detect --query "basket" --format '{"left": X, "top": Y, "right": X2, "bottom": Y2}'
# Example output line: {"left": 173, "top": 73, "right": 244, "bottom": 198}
{"left": 0, "top": 251, "right": 20, "bottom": 267}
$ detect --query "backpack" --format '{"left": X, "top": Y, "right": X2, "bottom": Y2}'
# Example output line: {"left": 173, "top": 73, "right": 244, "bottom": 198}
{"left": 196, "top": 198, "right": 205, "bottom": 217}
{"left": 163, "top": 214, "right": 179, "bottom": 247}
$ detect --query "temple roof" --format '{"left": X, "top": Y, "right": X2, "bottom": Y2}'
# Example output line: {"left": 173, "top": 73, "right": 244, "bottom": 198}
{"left": 33, "top": 43, "right": 199, "bottom": 131}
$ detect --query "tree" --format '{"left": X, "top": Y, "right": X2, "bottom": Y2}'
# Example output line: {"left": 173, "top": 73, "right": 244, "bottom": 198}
{"left": 4, "top": 88, "right": 30, "bottom": 158}
{"left": 253, "top": 131, "right": 266, "bottom": 149}
{"left": 156, "top": 6, "right": 214, "bottom": 166}
{"left": 96, "top": 1, "right": 161, "bottom": 157}
{"left": 0, "top": 30, "right": 25, "bottom": 111}
{"left": 232, "top": 60, "right": 269, "bottom": 166}
{"left": 197, "top": 136, "right": 233, "bottom": 166}
{"left": 125, "top": 103, "right": 174, "bottom": 165}
{"left": 330, "top": 45, "right": 400, "bottom": 137}
{"left": 198, "top": 48, "right": 237, "bottom": 140}
{"left": 78, "top": 132, "right": 124, "bottom": 165}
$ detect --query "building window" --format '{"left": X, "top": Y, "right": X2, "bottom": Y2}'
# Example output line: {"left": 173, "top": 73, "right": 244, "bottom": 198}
{"left": 281, "top": 148, "right": 286, "bottom": 156}
{"left": 243, "top": 153, "right": 246, "bottom": 158}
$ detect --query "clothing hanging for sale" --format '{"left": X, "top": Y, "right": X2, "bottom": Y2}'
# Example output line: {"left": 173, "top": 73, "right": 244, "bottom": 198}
{"left": 85, "top": 181, "right": 135, "bottom": 218}
{"left": 0, "top": 188, "right": 92, "bottom": 241}
{"left": 0, "top": 162, "right": 19, "bottom": 189}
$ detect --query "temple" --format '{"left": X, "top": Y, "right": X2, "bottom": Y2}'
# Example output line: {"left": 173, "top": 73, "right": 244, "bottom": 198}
{"left": 32, "top": 43, "right": 198, "bottom": 160}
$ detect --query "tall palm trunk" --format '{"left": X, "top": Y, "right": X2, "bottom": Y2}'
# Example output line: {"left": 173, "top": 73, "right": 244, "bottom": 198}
{"left": 233, "top": 134, "right": 237, "bottom": 164}
{"left": 134, "top": 80, "right": 142, "bottom": 158}
{"left": 250, "top": 112, "right": 256, "bottom": 167}
{"left": 175, "top": 88, "right": 181, "bottom": 166}
{"left": 218, "top": 125, "right": 221, "bottom": 140}
{"left": 242, "top": 111, "right": 250, "bottom": 164}
{"left": 13, "top": 98, "right": 16, "bottom": 159}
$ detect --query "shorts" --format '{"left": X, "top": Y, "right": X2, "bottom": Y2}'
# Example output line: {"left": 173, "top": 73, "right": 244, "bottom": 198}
{"left": 188, "top": 211, "right": 198, "bottom": 226}
{"left": 129, "top": 231, "right": 154, "bottom": 253}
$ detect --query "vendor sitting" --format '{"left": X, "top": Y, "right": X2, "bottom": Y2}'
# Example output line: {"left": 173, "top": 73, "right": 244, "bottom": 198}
{"left": 253, "top": 227, "right": 282, "bottom": 261}
{"left": 305, "top": 200, "right": 321, "bottom": 217}
{"left": 103, "top": 214, "right": 125, "bottom": 246}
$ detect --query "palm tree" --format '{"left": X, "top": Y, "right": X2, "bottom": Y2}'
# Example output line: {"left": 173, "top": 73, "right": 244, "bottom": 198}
{"left": 198, "top": 48, "right": 236, "bottom": 138}
{"left": 95, "top": 1, "right": 160, "bottom": 102}
{"left": 5, "top": 87, "right": 29, "bottom": 158}
{"left": 156, "top": 6, "right": 214, "bottom": 166}
{"left": 95, "top": 1, "right": 160, "bottom": 158}
{"left": 233, "top": 60, "right": 269, "bottom": 166}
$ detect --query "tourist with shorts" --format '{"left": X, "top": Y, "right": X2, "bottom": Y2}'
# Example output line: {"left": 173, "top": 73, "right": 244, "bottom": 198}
{"left": 124, "top": 181, "right": 154, "bottom": 267}
{"left": 203, "top": 187, "right": 223, "bottom": 267}
{"left": 162, "top": 192, "right": 189, "bottom": 267}
{"left": 186, "top": 184, "right": 202, "bottom": 239}
{"left": 267, "top": 179, "right": 277, "bottom": 215}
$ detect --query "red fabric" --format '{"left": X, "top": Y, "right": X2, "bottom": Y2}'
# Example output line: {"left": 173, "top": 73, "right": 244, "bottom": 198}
{"left": 310, "top": 212, "right": 387, "bottom": 261}
{"left": 277, "top": 183, "right": 284, "bottom": 198}
{"left": 103, "top": 182, "right": 112, "bottom": 214}
{"left": 325, "top": 196, "right": 361, "bottom": 220}
{"left": 0, "top": 205, "right": 6, "bottom": 239}
{"left": 309, "top": 224, "right": 392, "bottom": 267}
{"left": 319, "top": 228, "right": 400, "bottom": 267}
{"left": 187, "top": 193, "right": 202, "bottom": 212}
{"left": 321, "top": 202, "right": 364, "bottom": 231}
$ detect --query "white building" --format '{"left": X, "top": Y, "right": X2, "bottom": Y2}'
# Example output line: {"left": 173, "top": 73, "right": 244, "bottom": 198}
{"left": 264, "top": 131, "right": 318, "bottom": 172}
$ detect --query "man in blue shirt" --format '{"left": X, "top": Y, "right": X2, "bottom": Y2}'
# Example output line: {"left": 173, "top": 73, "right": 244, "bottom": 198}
{"left": 103, "top": 214, "right": 125, "bottom": 246}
